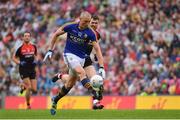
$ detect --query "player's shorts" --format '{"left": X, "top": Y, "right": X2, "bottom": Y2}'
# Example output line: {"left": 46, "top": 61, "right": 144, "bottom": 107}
{"left": 63, "top": 53, "right": 85, "bottom": 76}
{"left": 19, "top": 66, "right": 36, "bottom": 79}
{"left": 83, "top": 56, "right": 93, "bottom": 68}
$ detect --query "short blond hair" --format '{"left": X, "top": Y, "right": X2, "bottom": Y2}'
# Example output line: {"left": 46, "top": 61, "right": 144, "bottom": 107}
{"left": 80, "top": 11, "right": 91, "bottom": 19}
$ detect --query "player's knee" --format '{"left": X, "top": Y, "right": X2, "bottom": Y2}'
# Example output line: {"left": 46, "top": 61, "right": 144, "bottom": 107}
{"left": 26, "top": 84, "right": 31, "bottom": 90}
{"left": 65, "top": 81, "right": 75, "bottom": 88}
{"left": 78, "top": 70, "right": 86, "bottom": 79}
{"left": 31, "top": 89, "right": 37, "bottom": 94}
{"left": 66, "top": 77, "right": 76, "bottom": 88}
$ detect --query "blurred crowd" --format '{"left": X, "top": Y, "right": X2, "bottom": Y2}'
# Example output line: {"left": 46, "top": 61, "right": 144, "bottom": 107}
{"left": 0, "top": 0, "right": 179, "bottom": 97}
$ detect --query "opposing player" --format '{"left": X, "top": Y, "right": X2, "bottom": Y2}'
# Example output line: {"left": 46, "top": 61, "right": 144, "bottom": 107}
{"left": 43, "top": 11, "right": 105, "bottom": 115}
{"left": 12, "top": 32, "right": 37, "bottom": 109}
{"left": 51, "top": 15, "right": 105, "bottom": 109}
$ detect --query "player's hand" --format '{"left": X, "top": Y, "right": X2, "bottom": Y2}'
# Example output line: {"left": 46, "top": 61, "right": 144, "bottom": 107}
{"left": 43, "top": 50, "right": 53, "bottom": 61}
{"left": 32, "top": 60, "right": 37, "bottom": 66}
{"left": 98, "top": 67, "right": 106, "bottom": 79}
{"left": 19, "top": 61, "right": 26, "bottom": 66}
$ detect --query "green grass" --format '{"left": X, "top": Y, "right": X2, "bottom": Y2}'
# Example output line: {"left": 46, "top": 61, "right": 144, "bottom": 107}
{"left": 0, "top": 110, "right": 180, "bottom": 119}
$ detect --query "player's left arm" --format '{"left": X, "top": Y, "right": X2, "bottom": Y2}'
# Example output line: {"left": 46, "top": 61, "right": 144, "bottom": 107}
{"left": 91, "top": 32, "right": 101, "bottom": 54}
{"left": 93, "top": 41, "right": 106, "bottom": 79}
{"left": 43, "top": 24, "right": 67, "bottom": 61}
{"left": 90, "top": 29, "right": 104, "bottom": 67}
{"left": 90, "top": 29, "right": 106, "bottom": 79}
{"left": 33, "top": 45, "right": 38, "bottom": 62}
{"left": 92, "top": 41, "right": 104, "bottom": 67}
{"left": 49, "top": 26, "right": 66, "bottom": 50}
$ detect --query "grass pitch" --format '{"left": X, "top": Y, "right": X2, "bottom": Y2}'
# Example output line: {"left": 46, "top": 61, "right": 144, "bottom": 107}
{"left": 0, "top": 109, "right": 180, "bottom": 119}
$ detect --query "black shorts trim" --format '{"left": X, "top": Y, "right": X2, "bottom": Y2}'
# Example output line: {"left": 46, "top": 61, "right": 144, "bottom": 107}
{"left": 83, "top": 57, "right": 93, "bottom": 68}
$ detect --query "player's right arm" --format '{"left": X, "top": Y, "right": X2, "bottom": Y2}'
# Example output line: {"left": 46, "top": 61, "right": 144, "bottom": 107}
{"left": 43, "top": 22, "right": 75, "bottom": 61}
{"left": 50, "top": 22, "right": 77, "bottom": 50}
{"left": 43, "top": 26, "right": 65, "bottom": 61}
{"left": 49, "top": 26, "right": 66, "bottom": 50}
{"left": 12, "top": 47, "right": 21, "bottom": 65}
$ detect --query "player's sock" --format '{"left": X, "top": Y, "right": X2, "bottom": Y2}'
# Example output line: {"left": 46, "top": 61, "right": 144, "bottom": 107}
{"left": 52, "top": 73, "right": 63, "bottom": 82}
{"left": 53, "top": 85, "right": 71, "bottom": 104}
{"left": 81, "top": 78, "right": 100, "bottom": 99}
{"left": 81, "top": 78, "right": 92, "bottom": 89}
{"left": 51, "top": 97, "right": 57, "bottom": 109}
{"left": 50, "top": 97, "right": 57, "bottom": 115}
{"left": 27, "top": 103, "right": 31, "bottom": 109}
{"left": 97, "top": 85, "right": 103, "bottom": 100}
{"left": 27, "top": 103, "right": 30, "bottom": 106}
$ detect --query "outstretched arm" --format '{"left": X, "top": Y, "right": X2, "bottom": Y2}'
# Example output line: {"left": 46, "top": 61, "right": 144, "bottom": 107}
{"left": 43, "top": 25, "right": 66, "bottom": 61}
{"left": 49, "top": 26, "right": 66, "bottom": 50}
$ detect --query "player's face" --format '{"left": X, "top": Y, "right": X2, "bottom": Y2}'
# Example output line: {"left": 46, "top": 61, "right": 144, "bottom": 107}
{"left": 79, "top": 17, "right": 91, "bottom": 29}
{"left": 90, "top": 19, "right": 99, "bottom": 30}
{"left": 23, "top": 33, "right": 31, "bottom": 43}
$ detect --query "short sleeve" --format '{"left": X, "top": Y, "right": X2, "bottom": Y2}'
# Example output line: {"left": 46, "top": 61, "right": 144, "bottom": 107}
{"left": 63, "top": 24, "right": 72, "bottom": 32}
{"left": 15, "top": 47, "right": 21, "bottom": 57}
{"left": 89, "top": 31, "right": 97, "bottom": 43}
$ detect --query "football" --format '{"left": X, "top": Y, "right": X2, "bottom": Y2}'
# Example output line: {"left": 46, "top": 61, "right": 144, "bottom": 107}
{"left": 90, "top": 75, "right": 103, "bottom": 90}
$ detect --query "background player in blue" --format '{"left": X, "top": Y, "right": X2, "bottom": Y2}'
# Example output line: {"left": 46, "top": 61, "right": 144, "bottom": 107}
{"left": 51, "top": 15, "right": 105, "bottom": 110}
{"left": 43, "top": 11, "right": 105, "bottom": 115}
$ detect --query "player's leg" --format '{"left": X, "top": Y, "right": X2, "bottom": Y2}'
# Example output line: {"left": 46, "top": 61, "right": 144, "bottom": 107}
{"left": 50, "top": 73, "right": 77, "bottom": 115}
{"left": 30, "top": 70, "right": 37, "bottom": 95}
{"left": 53, "top": 74, "right": 77, "bottom": 104}
{"left": 19, "top": 82, "right": 26, "bottom": 94}
{"left": 84, "top": 57, "right": 103, "bottom": 99}
{"left": 18, "top": 69, "right": 26, "bottom": 94}
{"left": 73, "top": 65, "right": 99, "bottom": 99}
{"left": 19, "top": 68, "right": 32, "bottom": 109}
{"left": 23, "top": 77, "right": 32, "bottom": 109}
{"left": 84, "top": 65, "right": 104, "bottom": 109}
{"left": 30, "top": 79, "right": 37, "bottom": 94}
{"left": 64, "top": 53, "right": 100, "bottom": 99}
{"left": 63, "top": 53, "right": 100, "bottom": 99}
{"left": 84, "top": 65, "right": 96, "bottom": 79}
{"left": 52, "top": 73, "right": 69, "bottom": 84}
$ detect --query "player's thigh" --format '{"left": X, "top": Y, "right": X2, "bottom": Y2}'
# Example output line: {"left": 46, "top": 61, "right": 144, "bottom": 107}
{"left": 84, "top": 65, "right": 96, "bottom": 79}
{"left": 29, "top": 68, "right": 37, "bottom": 91}
{"left": 63, "top": 53, "right": 85, "bottom": 71}
{"left": 61, "top": 74, "right": 70, "bottom": 84}
{"left": 63, "top": 53, "right": 86, "bottom": 78}
{"left": 23, "top": 78, "right": 31, "bottom": 89}
{"left": 65, "top": 75, "right": 78, "bottom": 88}
{"left": 73, "top": 65, "right": 86, "bottom": 78}
{"left": 30, "top": 79, "right": 37, "bottom": 91}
